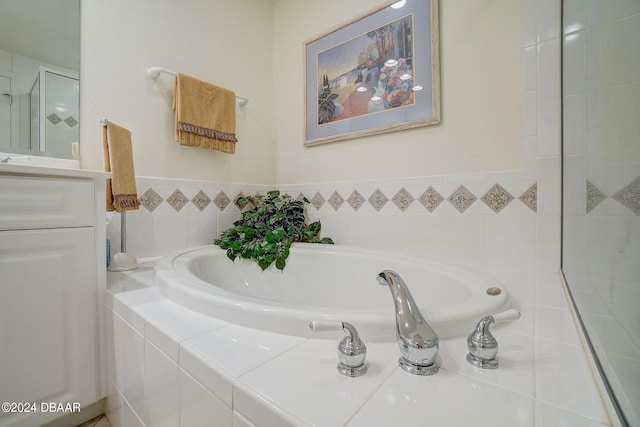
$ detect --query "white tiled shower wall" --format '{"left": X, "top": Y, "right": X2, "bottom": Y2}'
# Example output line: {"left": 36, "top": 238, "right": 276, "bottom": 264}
{"left": 107, "top": 0, "right": 562, "bottom": 280}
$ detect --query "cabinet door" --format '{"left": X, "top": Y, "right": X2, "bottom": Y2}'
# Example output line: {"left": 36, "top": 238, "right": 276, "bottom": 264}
{"left": 0, "top": 228, "right": 97, "bottom": 427}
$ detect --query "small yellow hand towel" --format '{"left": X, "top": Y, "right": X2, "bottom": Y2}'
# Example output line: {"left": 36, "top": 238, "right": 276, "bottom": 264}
{"left": 102, "top": 121, "right": 140, "bottom": 212}
{"left": 172, "top": 73, "right": 237, "bottom": 154}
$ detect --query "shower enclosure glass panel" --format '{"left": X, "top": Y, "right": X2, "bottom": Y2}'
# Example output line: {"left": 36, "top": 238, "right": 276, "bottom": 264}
{"left": 29, "top": 67, "right": 79, "bottom": 159}
{"left": 562, "top": 1, "right": 640, "bottom": 426}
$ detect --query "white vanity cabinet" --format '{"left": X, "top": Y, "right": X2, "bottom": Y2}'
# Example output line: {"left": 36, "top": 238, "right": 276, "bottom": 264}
{"left": 0, "top": 168, "right": 107, "bottom": 427}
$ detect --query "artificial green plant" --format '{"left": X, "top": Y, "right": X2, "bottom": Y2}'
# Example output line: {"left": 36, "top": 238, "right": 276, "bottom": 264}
{"left": 214, "top": 190, "right": 334, "bottom": 271}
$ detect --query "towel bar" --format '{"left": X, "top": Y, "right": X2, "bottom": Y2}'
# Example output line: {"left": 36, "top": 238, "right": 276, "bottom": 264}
{"left": 101, "top": 117, "right": 138, "bottom": 271}
{"left": 147, "top": 66, "right": 249, "bottom": 106}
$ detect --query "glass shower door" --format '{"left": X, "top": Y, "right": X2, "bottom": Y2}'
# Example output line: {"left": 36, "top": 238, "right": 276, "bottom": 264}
{"left": 30, "top": 67, "right": 79, "bottom": 159}
{"left": 562, "top": 2, "right": 640, "bottom": 426}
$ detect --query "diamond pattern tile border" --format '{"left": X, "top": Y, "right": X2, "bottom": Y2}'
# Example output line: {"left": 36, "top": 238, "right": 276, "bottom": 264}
{"left": 132, "top": 180, "right": 541, "bottom": 218}
{"left": 586, "top": 181, "right": 607, "bottom": 213}
{"left": 392, "top": 187, "right": 414, "bottom": 212}
{"left": 192, "top": 190, "right": 211, "bottom": 212}
{"left": 519, "top": 183, "right": 537, "bottom": 213}
{"left": 481, "top": 183, "right": 514, "bottom": 213}
{"left": 311, "top": 192, "right": 325, "bottom": 210}
{"left": 167, "top": 189, "right": 189, "bottom": 212}
{"left": 213, "top": 191, "right": 231, "bottom": 211}
{"left": 447, "top": 185, "right": 477, "bottom": 213}
{"left": 368, "top": 189, "right": 389, "bottom": 212}
{"left": 612, "top": 177, "right": 640, "bottom": 215}
{"left": 418, "top": 186, "right": 444, "bottom": 212}
{"left": 139, "top": 188, "right": 163, "bottom": 212}
{"left": 347, "top": 190, "right": 366, "bottom": 211}
{"left": 328, "top": 191, "right": 344, "bottom": 211}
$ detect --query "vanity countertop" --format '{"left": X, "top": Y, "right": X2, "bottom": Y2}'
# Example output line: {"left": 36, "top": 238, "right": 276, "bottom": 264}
{"left": 106, "top": 260, "right": 614, "bottom": 427}
{"left": 0, "top": 162, "right": 109, "bottom": 179}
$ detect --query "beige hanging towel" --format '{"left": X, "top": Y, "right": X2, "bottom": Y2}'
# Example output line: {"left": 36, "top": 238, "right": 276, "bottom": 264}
{"left": 102, "top": 121, "right": 140, "bottom": 212}
{"left": 172, "top": 72, "right": 237, "bottom": 154}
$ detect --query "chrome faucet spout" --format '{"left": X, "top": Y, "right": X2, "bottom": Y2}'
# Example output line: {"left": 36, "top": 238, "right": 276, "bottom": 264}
{"left": 377, "top": 270, "right": 439, "bottom": 375}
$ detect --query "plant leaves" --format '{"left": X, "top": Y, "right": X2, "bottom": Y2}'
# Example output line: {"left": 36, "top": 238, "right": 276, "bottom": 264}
{"left": 214, "top": 190, "right": 333, "bottom": 270}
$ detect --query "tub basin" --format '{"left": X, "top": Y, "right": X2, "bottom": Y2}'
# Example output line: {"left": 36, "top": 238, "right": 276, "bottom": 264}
{"left": 155, "top": 244, "right": 511, "bottom": 341}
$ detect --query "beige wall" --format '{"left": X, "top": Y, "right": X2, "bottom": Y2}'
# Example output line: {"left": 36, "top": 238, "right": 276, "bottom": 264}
{"left": 80, "top": 0, "right": 275, "bottom": 183}
{"left": 80, "top": 0, "right": 522, "bottom": 185}
{"left": 273, "top": 0, "right": 523, "bottom": 185}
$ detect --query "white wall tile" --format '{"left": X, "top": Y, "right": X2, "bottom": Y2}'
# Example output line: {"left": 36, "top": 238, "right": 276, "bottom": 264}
{"left": 180, "top": 325, "right": 304, "bottom": 408}
{"left": 536, "top": 402, "right": 611, "bottom": 427}
{"left": 145, "top": 341, "right": 179, "bottom": 427}
{"left": 537, "top": 0, "right": 561, "bottom": 42}
{"left": 537, "top": 38, "right": 562, "bottom": 100}
{"left": 188, "top": 213, "right": 218, "bottom": 247}
{"left": 535, "top": 306, "right": 580, "bottom": 345}
{"left": 536, "top": 98, "right": 561, "bottom": 158}
{"left": 485, "top": 215, "right": 536, "bottom": 272}
{"left": 535, "top": 339, "right": 609, "bottom": 423}
{"left": 123, "top": 399, "right": 146, "bottom": 427}
{"left": 120, "top": 213, "right": 156, "bottom": 260}
{"left": 143, "top": 302, "right": 227, "bottom": 363}
{"left": 155, "top": 214, "right": 189, "bottom": 256}
{"left": 233, "top": 412, "right": 257, "bottom": 427}
{"left": 115, "top": 313, "right": 146, "bottom": 424}
{"left": 582, "top": 314, "right": 640, "bottom": 359}
{"left": 537, "top": 156, "right": 561, "bottom": 214}
{"left": 440, "top": 332, "right": 536, "bottom": 398}
{"left": 562, "top": 30, "right": 586, "bottom": 96}
{"left": 236, "top": 340, "right": 398, "bottom": 427}
{"left": 347, "top": 369, "right": 536, "bottom": 427}
{"left": 536, "top": 214, "right": 561, "bottom": 272}
{"left": 105, "top": 391, "right": 124, "bottom": 427}
{"left": 523, "top": 91, "right": 538, "bottom": 136}
{"left": 563, "top": 93, "right": 586, "bottom": 155}
{"left": 180, "top": 369, "right": 232, "bottom": 427}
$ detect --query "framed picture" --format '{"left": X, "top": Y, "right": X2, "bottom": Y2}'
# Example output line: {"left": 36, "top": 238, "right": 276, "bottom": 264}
{"left": 304, "top": 0, "right": 440, "bottom": 146}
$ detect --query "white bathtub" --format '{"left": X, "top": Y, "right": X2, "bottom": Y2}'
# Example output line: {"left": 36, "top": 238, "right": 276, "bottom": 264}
{"left": 154, "top": 244, "right": 511, "bottom": 341}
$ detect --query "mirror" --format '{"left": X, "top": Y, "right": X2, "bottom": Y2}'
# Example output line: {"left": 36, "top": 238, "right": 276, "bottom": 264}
{"left": 0, "top": 0, "right": 80, "bottom": 160}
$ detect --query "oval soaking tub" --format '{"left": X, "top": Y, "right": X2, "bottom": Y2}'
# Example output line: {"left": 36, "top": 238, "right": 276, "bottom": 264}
{"left": 154, "top": 244, "right": 512, "bottom": 341}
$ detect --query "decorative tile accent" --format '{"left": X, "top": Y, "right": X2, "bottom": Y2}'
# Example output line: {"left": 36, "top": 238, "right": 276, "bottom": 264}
{"left": 612, "top": 177, "right": 640, "bottom": 215}
{"left": 481, "top": 183, "right": 514, "bottom": 213}
{"left": 519, "top": 183, "right": 537, "bottom": 213}
{"left": 139, "top": 188, "right": 163, "bottom": 212}
{"left": 64, "top": 116, "right": 78, "bottom": 127}
{"left": 47, "top": 113, "right": 61, "bottom": 125}
{"left": 328, "top": 191, "right": 344, "bottom": 211}
{"left": 233, "top": 192, "right": 245, "bottom": 209}
{"left": 311, "top": 192, "right": 326, "bottom": 210}
{"left": 130, "top": 179, "right": 542, "bottom": 220}
{"left": 418, "top": 186, "right": 444, "bottom": 212}
{"left": 191, "top": 190, "right": 211, "bottom": 212}
{"left": 347, "top": 190, "right": 366, "bottom": 211}
{"left": 392, "top": 187, "right": 414, "bottom": 212}
{"left": 586, "top": 181, "right": 607, "bottom": 213}
{"left": 447, "top": 185, "right": 477, "bottom": 213}
{"left": 213, "top": 191, "right": 231, "bottom": 211}
{"left": 167, "top": 189, "right": 189, "bottom": 212}
{"left": 368, "top": 189, "right": 389, "bottom": 212}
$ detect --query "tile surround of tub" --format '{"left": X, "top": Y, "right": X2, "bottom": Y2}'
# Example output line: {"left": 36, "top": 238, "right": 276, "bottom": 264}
{"left": 105, "top": 262, "right": 612, "bottom": 427}
{"left": 106, "top": 173, "right": 554, "bottom": 275}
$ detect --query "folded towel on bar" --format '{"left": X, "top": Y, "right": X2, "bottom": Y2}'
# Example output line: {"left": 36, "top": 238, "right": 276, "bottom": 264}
{"left": 172, "top": 73, "right": 237, "bottom": 154}
{"left": 102, "top": 121, "right": 140, "bottom": 212}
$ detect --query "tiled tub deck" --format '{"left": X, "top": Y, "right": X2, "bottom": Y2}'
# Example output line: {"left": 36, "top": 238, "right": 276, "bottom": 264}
{"left": 105, "top": 260, "right": 613, "bottom": 427}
